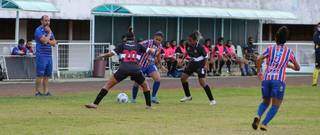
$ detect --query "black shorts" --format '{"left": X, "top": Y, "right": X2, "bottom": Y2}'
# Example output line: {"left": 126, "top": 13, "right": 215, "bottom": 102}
{"left": 315, "top": 49, "right": 320, "bottom": 68}
{"left": 183, "top": 62, "right": 206, "bottom": 78}
{"left": 113, "top": 68, "right": 145, "bottom": 85}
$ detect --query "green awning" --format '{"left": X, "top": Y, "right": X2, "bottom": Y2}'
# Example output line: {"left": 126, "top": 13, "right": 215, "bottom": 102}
{"left": 92, "top": 4, "right": 296, "bottom": 20}
{"left": 1, "top": 0, "right": 59, "bottom": 12}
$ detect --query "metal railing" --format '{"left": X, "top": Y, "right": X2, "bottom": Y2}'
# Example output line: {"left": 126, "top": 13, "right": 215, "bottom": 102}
{"left": 54, "top": 42, "right": 111, "bottom": 78}
{"left": 254, "top": 42, "right": 315, "bottom": 73}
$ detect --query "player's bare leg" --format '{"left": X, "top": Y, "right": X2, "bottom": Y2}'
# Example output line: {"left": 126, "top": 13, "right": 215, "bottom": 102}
{"left": 139, "top": 80, "right": 152, "bottom": 109}
{"left": 198, "top": 77, "right": 216, "bottom": 105}
{"left": 260, "top": 98, "right": 282, "bottom": 131}
{"left": 180, "top": 73, "right": 192, "bottom": 102}
{"left": 34, "top": 77, "right": 42, "bottom": 96}
{"left": 252, "top": 98, "right": 270, "bottom": 130}
{"left": 43, "top": 77, "right": 51, "bottom": 96}
{"left": 85, "top": 75, "right": 119, "bottom": 109}
{"left": 149, "top": 71, "right": 161, "bottom": 104}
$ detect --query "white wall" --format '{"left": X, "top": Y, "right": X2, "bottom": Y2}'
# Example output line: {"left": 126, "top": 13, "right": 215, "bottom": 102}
{"left": 0, "top": 0, "right": 319, "bottom": 24}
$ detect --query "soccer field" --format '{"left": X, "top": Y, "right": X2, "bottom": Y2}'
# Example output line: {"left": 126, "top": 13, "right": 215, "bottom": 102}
{"left": 0, "top": 86, "right": 319, "bottom": 135}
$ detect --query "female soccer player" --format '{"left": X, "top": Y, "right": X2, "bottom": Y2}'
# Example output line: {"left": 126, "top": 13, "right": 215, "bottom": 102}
{"left": 131, "top": 31, "right": 164, "bottom": 104}
{"left": 312, "top": 22, "right": 320, "bottom": 86}
{"left": 252, "top": 26, "right": 300, "bottom": 131}
{"left": 180, "top": 31, "right": 216, "bottom": 106}
{"left": 85, "top": 31, "right": 155, "bottom": 109}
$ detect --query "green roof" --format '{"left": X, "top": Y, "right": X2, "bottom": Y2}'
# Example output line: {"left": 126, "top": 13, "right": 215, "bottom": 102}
{"left": 1, "top": 0, "right": 59, "bottom": 12}
{"left": 92, "top": 4, "right": 296, "bottom": 20}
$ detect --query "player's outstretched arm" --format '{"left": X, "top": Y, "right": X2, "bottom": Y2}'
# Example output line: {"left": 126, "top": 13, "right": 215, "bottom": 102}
{"left": 96, "top": 52, "right": 115, "bottom": 59}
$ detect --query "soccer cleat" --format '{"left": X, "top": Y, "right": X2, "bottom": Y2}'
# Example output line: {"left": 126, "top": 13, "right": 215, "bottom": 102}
{"left": 180, "top": 96, "right": 192, "bottom": 102}
{"left": 145, "top": 106, "right": 152, "bottom": 109}
{"left": 130, "top": 99, "right": 137, "bottom": 103}
{"left": 35, "top": 91, "right": 42, "bottom": 96}
{"left": 43, "top": 92, "right": 52, "bottom": 96}
{"left": 209, "top": 100, "right": 217, "bottom": 106}
{"left": 260, "top": 124, "right": 268, "bottom": 131}
{"left": 251, "top": 117, "right": 260, "bottom": 130}
{"left": 151, "top": 97, "right": 160, "bottom": 104}
{"left": 85, "top": 103, "right": 98, "bottom": 109}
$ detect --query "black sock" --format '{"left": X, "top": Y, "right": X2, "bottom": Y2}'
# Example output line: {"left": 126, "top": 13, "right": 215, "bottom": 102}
{"left": 203, "top": 85, "right": 214, "bottom": 101}
{"left": 182, "top": 82, "right": 191, "bottom": 97}
{"left": 143, "top": 91, "right": 151, "bottom": 107}
{"left": 93, "top": 88, "right": 108, "bottom": 105}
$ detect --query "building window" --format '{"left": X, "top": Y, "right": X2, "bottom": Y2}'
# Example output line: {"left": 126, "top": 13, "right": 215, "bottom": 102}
{"left": 263, "top": 24, "right": 315, "bottom": 41}
{"left": 73, "top": 20, "right": 90, "bottom": 40}
{"left": 27, "top": 19, "right": 69, "bottom": 41}
{"left": 0, "top": 19, "right": 15, "bottom": 40}
{"left": 27, "top": 19, "right": 40, "bottom": 41}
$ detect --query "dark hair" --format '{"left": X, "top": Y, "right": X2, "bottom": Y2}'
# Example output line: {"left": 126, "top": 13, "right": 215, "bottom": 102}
{"left": 205, "top": 38, "right": 211, "bottom": 43}
{"left": 217, "top": 37, "right": 224, "bottom": 43}
{"left": 18, "top": 39, "right": 25, "bottom": 45}
{"left": 154, "top": 31, "right": 164, "bottom": 38}
{"left": 318, "top": 22, "right": 320, "bottom": 26}
{"left": 125, "top": 26, "right": 135, "bottom": 41}
{"left": 179, "top": 39, "right": 186, "bottom": 45}
{"left": 189, "top": 31, "right": 202, "bottom": 41}
{"left": 275, "top": 26, "right": 289, "bottom": 45}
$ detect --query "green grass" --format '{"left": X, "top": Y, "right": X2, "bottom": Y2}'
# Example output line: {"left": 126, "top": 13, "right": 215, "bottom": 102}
{"left": 0, "top": 86, "right": 319, "bottom": 135}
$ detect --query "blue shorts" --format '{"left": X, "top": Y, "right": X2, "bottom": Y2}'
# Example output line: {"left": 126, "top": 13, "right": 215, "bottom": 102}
{"left": 36, "top": 56, "right": 52, "bottom": 77}
{"left": 141, "top": 64, "right": 158, "bottom": 76}
{"left": 261, "top": 80, "right": 286, "bottom": 100}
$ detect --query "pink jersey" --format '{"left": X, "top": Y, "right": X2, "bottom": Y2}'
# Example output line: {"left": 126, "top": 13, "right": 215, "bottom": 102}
{"left": 163, "top": 46, "right": 176, "bottom": 59}
{"left": 262, "top": 45, "right": 297, "bottom": 82}
{"left": 212, "top": 44, "right": 226, "bottom": 59}
{"left": 203, "top": 45, "right": 211, "bottom": 54}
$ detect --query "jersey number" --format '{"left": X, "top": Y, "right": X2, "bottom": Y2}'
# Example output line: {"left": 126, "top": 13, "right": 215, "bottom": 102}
{"left": 123, "top": 50, "right": 137, "bottom": 62}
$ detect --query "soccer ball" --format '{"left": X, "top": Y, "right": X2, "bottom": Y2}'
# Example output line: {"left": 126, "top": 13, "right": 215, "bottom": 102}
{"left": 117, "top": 93, "right": 129, "bottom": 103}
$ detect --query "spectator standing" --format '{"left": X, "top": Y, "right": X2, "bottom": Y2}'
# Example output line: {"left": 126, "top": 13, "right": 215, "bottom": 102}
{"left": 34, "top": 15, "right": 57, "bottom": 96}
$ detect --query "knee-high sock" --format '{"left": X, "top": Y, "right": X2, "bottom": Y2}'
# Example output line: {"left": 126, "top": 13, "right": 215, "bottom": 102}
{"left": 257, "top": 102, "right": 269, "bottom": 118}
{"left": 219, "top": 60, "right": 225, "bottom": 73}
{"left": 312, "top": 68, "right": 319, "bottom": 85}
{"left": 203, "top": 85, "right": 214, "bottom": 101}
{"left": 226, "top": 60, "right": 231, "bottom": 72}
{"left": 143, "top": 91, "right": 151, "bottom": 107}
{"left": 262, "top": 105, "right": 279, "bottom": 125}
{"left": 245, "top": 64, "right": 249, "bottom": 74}
{"left": 93, "top": 88, "right": 108, "bottom": 105}
{"left": 182, "top": 82, "right": 191, "bottom": 97}
{"left": 132, "top": 85, "right": 139, "bottom": 100}
{"left": 241, "top": 67, "right": 247, "bottom": 76}
{"left": 152, "top": 81, "right": 160, "bottom": 98}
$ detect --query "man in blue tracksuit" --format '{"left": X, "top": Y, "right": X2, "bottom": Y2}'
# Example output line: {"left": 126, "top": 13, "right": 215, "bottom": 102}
{"left": 34, "top": 15, "right": 57, "bottom": 96}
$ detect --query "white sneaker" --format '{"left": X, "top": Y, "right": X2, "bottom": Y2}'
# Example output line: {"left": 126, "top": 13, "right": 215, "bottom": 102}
{"left": 180, "top": 96, "right": 192, "bottom": 102}
{"left": 209, "top": 100, "right": 217, "bottom": 106}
